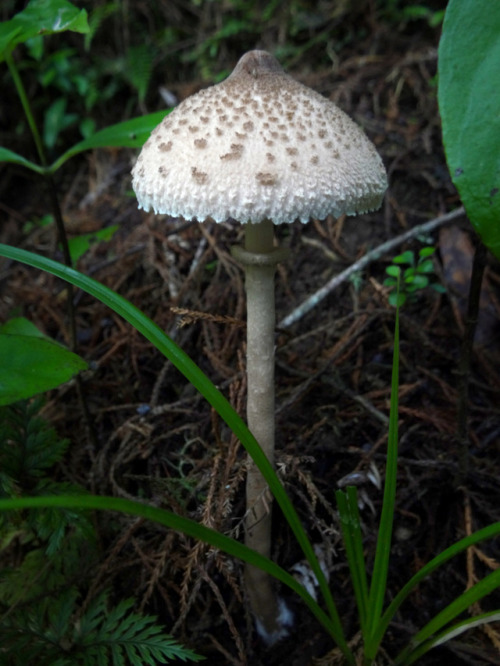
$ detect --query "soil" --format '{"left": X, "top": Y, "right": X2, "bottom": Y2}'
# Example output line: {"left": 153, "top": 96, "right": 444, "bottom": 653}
{"left": 1, "top": 6, "right": 499, "bottom": 666}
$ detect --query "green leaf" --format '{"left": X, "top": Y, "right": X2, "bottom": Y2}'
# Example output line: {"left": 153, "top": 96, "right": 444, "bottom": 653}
{"left": 385, "top": 265, "right": 401, "bottom": 278}
{"left": 124, "top": 44, "right": 155, "bottom": 103}
{"left": 0, "top": 0, "right": 89, "bottom": 61}
{"left": 50, "top": 110, "right": 170, "bottom": 172}
{"left": 43, "top": 97, "right": 78, "bottom": 148}
{"left": 438, "top": 0, "right": 500, "bottom": 259}
{"left": 416, "top": 259, "right": 435, "bottom": 274}
{"left": 396, "top": 568, "right": 500, "bottom": 664}
{"left": 370, "top": 520, "right": 500, "bottom": 656}
{"left": 0, "top": 146, "right": 44, "bottom": 174}
{"left": 67, "top": 225, "right": 118, "bottom": 263}
{"left": 366, "top": 291, "right": 400, "bottom": 641}
{"left": 393, "top": 250, "right": 414, "bottom": 265}
{"left": 388, "top": 291, "right": 406, "bottom": 307}
{"left": 418, "top": 246, "right": 436, "bottom": 259}
{"left": 0, "top": 318, "right": 87, "bottom": 405}
{"left": 336, "top": 487, "right": 369, "bottom": 635}
{"left": 405, "top": 274, "right": 429, "bottom": 290}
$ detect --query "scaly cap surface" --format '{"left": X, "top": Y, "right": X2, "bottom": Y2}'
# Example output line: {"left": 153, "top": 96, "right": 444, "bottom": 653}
{"left": 132, "top": 50, "right": 387, "bottom": 224}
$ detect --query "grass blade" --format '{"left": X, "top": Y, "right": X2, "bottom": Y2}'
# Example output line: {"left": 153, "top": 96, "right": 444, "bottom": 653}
{"left": 372, "top": 521, "right": 500, "bottom": 650}
{"left": 366, "top": 292, "right": 400, "bottom": 648}
{"left": 0, "top": 494, "right": 332, "bottom": 637}
{"left": 395, "top": 568, "right": 500, "bottom": 664}
{"left": 404, "top": 609, "right": 500, "bottom": 664}
{"left": 336, "top": 488, "right": 369, "bottom": 634}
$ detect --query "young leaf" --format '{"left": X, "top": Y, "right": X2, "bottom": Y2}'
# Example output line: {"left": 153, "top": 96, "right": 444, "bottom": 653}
{"left": 67, "top": 225, "right": 118, "bottom": 263}
{"left": 385, "top": 265, "right": 401, "bottom": 278}
{"left": 0, "top": 0, "right": 89, "bottom": 61}
{"left": 0, "top": 146, "right": 44, "bottom": 173}
{"left": 418, "top": 246, "right": 436, "bottom": 259}
{"left": 393, "top": 250, "right": 414, "bottom": 265}
{"left": 417, "top": 259, "right": 435, "bottom": 274}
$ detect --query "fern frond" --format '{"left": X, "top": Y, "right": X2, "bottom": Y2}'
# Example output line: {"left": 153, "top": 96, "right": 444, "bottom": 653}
{"left": 73, "top": 593, "right": 205, "bottom": 664}
{"left": 124, "top": 44, "right": 155, "bottom": 103}
{"left": 0, "top": 399, "right": 69, "bottom": 481}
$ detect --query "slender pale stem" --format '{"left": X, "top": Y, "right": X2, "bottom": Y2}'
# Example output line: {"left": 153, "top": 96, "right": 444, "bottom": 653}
{"left": 231, "top": 219, "right": 290, "bottom": 639}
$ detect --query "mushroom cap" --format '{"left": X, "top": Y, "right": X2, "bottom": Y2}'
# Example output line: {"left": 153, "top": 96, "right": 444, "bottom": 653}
{"left": 132, "top": 50, "right": 387, "bottom": 225}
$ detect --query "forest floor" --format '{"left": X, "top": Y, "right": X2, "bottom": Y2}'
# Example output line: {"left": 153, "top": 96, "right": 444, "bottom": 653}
{"left": 1, "top": 5, "right": 499, "bottom": 666}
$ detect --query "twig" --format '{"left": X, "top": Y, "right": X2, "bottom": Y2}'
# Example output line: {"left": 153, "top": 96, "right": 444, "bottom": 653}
{"left": 279, "top": 206, "right": 465, "bottom": 329}
{"left": 456, "top": 234, "right": 487, "bottom": 478}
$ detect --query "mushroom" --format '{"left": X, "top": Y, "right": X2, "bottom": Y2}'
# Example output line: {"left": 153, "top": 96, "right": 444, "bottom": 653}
{"left": 131, "top": 49, "right": 387, "bottom": 643}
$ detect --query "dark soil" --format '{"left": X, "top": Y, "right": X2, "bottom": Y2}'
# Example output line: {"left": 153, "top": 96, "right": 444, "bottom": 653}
{"left": 1, "top": 3, "right": 499, "bottom": 665}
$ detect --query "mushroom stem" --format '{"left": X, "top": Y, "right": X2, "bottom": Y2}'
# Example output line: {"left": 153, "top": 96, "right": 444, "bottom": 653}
{"left": 231, "top": 218, "right": 291, "bottom": 641}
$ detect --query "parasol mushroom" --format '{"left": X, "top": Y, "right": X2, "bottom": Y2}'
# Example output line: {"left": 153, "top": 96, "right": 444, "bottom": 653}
{"left": 131, "top": 49, "right": 387, "bottom": 643}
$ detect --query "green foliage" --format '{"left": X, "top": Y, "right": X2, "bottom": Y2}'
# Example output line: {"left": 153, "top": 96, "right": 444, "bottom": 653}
{"left": 378, "top": 0, "right": 445, "bottom": 27}
{"left": 0, "top": 0, "right": 166, "bottom": 168}
{"left": 68, "top": 224, "right": 119, "bottom": 263}
{"left": 0, "top": 397, "right": 93, "bottom": 558}
{"left": 1, "top": 590, "right": 204, "bottom": 665}
{"left": 384, "top": 246, "right": 445, "bottom": 306}
{"left": 0, "top": 397, "right": 70, "bottom": 484}
{"left": 438, "top": 0, "right": 500, "bottom": 259}
{"left": 1, "top": 245, "right": 500, "bottom": 665}
{"left": 0, "top": 0, "right": 89, "bottom": 60}
{"left": 0, "top": 399, "right": 203, "bottom": 664}
{"left": 0, "top": 318, "right": 88, "bottom": 406}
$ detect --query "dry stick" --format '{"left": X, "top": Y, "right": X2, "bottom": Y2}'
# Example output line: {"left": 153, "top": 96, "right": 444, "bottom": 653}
{"left": 456, "top": 235, "right": 488, "bottom": 479}
{"left": 279, "top": 207, "right": 465, "bottom": 329}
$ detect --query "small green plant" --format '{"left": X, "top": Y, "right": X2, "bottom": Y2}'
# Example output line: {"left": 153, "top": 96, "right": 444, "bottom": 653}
{"left": 1, "top": 244, "right": 499, "bottom": 665}
{"left": 0, "top": 0, "right": 169, "bottom": 398}
{"left": 0, "top": 398, "right": 203, "bottom": 664}
{"left": 383, "top": 246, "right": 445, "bottom": 306}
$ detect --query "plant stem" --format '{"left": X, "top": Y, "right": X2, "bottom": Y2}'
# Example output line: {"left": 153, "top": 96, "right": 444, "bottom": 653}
{"left": 456, "top": 235, "right": 487, "bottom": 478}
{"left": 5, "top": 49, "right": 47, "bottom": 169}
{"left": 231, "top": 219, "right": 290, "bottom": 640}
{"left": 7, "top": 48, "right": 97, "bottom": 447}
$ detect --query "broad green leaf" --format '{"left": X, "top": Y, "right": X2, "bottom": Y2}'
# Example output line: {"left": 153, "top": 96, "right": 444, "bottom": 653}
{"left": 0, "top": 316, "right": 49, "bottom": 338}
{"left": 0, "top": 146, "right": 44, "bottom": 174}
{"left": 0, "top": 318, "right": 87, "bottom": 405}
{"left": 438, "top": 0, "right": 500, "bottom": 259}
{"left": 50, "top": 110, "right": 170, "bottom": 171}
{"left": 0, "top": 0, "right": 89, "bottom": 61}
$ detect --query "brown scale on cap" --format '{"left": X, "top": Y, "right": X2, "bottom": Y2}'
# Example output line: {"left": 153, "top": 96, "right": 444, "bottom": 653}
{"left": 132, "top": 49, "right": 387, "bottom": 224}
